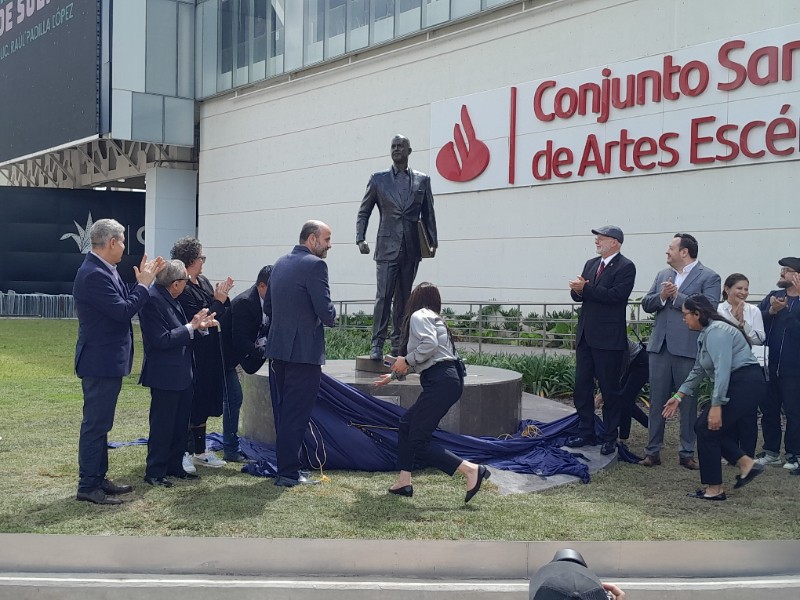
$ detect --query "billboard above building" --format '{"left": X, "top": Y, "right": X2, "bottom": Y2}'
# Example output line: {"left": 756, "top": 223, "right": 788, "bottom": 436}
{"left": 0, "top": 0, "right": 102, "bottom": 164}
{"left": 431, "top": 23, "right": 800, "bottom": 193}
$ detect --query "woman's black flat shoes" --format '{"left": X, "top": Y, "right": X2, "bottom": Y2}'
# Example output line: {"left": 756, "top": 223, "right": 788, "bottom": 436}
{"left": 465, "top": 465, "right": 491, "bottom": 503}
{"left": 388, "top": 485, "right": 413, "bottom": 497}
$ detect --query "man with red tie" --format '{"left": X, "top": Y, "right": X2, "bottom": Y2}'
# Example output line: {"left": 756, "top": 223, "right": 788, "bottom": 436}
{"left": 568, "top": 226, "right": 636, "bottom": 456}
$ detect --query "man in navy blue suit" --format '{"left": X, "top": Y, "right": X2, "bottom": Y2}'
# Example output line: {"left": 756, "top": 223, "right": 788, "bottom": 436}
{"left": 568, "top": 226, "right": 636, "bottom": 456}
{"left": 139, "top": 259, "right": 218, "bottom": 487}
{"left": 73, "top": 218, "right": 165, "bottom": 505}
{"left": 265, "top": 221, "right": 336, "bottom": 487}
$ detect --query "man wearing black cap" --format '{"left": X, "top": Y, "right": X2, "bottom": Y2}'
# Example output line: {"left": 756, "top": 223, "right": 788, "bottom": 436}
{"left": 756, "top": 257, "right": 800, "bottom": 473}
{"left": 568, "top": 226, "right": 636, "bottom": 455}
{"left": 529, "top": 549, "right": 626, "bottom": 600}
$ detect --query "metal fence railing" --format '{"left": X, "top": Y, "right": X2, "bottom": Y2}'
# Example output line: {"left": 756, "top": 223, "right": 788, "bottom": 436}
{"left": 333, "top": 299, "right": 656, "bottom": 353}
{"left": 0, "top": 292, "right": 76, "bottom": 319}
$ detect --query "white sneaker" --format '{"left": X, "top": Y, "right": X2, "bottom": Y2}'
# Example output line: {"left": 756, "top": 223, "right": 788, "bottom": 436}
{"left": 192, "top": 452, "right": 226, "bottom": 468}
{"left": 182, "top": 452, "right": 197, "bottom": 474}
{"left": 755, "top": 453, "right": 782, "bottom": 467}
{"left": 783, "top": 455, "right": 799, "bottom": 470}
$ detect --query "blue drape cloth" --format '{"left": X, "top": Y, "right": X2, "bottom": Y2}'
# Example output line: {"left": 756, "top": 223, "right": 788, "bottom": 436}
{"left": 236, "top": 374, "right": 607, "bottom": 483}
{"left": 112, "top": 374, "right": 643, "bottom": 482}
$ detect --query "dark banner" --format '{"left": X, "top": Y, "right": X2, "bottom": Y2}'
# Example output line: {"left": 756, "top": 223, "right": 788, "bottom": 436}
{"left": 0, "top": 186, "right": 145, "bottom": 294}
{"left": 0, "top": 0, "right": 100, "bottom": 163}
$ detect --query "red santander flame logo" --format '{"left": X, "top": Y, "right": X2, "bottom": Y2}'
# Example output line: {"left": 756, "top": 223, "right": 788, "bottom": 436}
{"left": 436, "top": 105, "right": 490, "bottom": 182}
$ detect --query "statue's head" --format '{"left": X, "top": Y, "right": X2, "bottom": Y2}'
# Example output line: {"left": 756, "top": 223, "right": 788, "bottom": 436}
{"left": 391, "top": 134, "right": 412, "bottom": 166}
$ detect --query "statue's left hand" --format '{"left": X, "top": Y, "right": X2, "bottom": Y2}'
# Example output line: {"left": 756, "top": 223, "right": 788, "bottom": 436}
{"left": 358, "top": 241, "right": 370, "bottom": 254}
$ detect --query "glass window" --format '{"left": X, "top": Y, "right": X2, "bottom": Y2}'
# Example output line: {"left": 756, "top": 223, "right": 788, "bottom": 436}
{"left": 347, "top": 0, "right": 369, "bottom": 51}
{"left": 269, "top": 0, "right": 287, "bottom": 76}
{"left": 199, "top": 1, "right": 218, "bottom": 98}
{"left": 397, "top": 0, "right": 421, "bottom": 36}
{"left": 371, "top": 0, "right": 394, "bottom": 44}
{"left": 304, "top": 0, "right": 324, "bottom": 65}
{"left": 452, "top": 0, "right": 480, "bottom": 19}
{"left": 178, "top": 1, "right": 194, "bottom": 98}
{"left": 145, "top": 0, "right": 177, "bottom": 97}
{"left": 326, "top": 0, "right": 346, "bottom": 59}
{"left": 423, "top": 0, "right": 448, "bottom": 27}
{"left": 219, "top": 0, "right": 234, "bottom": 90}
{"left": 235, "top": 0, "right": 252, "bottom": 87}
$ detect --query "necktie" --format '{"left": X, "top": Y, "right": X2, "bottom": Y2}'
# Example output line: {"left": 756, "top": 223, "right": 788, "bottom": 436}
{"left": 596, "top": 261, "right": 605, "bottom": 280}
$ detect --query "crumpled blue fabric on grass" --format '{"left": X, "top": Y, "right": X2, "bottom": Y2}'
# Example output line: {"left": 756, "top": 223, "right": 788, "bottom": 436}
{"left": 112, "top": 373, "right": 641, "bottom": 483}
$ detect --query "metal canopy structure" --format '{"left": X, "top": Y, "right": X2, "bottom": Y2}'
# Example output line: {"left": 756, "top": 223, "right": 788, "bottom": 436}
{"left": 0, "top": 139, "right": 195, "bottom": 190}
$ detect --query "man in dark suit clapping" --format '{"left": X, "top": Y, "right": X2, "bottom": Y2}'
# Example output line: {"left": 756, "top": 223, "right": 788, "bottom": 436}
{"left": 139, "top": 259, "right": 218, "bottom": 487}
{"left": 265, "top": 222, "right": 336, "bottom": 487}
{"left": 357, "top": 135, "right": 437, "bottom": 359}
{"left": 73, "top": 218, "right": 165, "bottom": 504}
{"left": 568, "top": 226, "right": 636, "bottom": 456}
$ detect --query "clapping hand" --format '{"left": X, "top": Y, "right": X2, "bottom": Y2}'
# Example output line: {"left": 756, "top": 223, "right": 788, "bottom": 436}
{"left": 568, "top": 275, "right": 587, "bottom": 294}
{"left": 190, "top": 309, "right": 218, "bottom": 330}
{"left": 660, "top": 278, "right": 677, "bottom": 301}
{"left": 134, "top": 254, "right": 166, "bottom": 286}
{"left": 214, "top": 277, "right": 235, "bottom": 302}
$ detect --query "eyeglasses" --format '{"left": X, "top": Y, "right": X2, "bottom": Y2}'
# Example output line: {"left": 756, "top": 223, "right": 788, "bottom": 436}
{"left": 172, "top": 277, "right": 190, "bottom": 285}
{"left": 199, "top": 256, "right": 207, "bottom": 263}
{"left": 781, "top": 268, "right": 796, "bottom": 275}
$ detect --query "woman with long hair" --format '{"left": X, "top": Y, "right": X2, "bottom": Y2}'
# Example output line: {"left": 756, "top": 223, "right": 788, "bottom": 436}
{"left": 663, "top": 294, "right": 766, "bottom": 500}
{"left": 375, "top": 282, "right": 490, "bottom": 502}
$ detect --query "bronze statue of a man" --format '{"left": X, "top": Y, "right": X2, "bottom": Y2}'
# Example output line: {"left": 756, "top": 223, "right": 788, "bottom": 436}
{"left": 356, "top": 135, "right": 438, "bottom": 360}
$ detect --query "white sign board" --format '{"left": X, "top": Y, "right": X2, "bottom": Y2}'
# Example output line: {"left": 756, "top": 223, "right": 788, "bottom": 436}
{"left": 430, "top": 24, "right": 800, "bottom": 193}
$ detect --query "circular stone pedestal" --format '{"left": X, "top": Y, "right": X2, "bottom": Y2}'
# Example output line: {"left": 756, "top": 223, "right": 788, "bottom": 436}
{"left": 239, "top": 360, "right": 522, "bottom": 446}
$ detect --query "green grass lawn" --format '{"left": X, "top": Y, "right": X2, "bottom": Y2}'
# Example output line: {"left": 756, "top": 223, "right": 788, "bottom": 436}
{"left": 0, "top": 319, "right": 798, "bottom": 540}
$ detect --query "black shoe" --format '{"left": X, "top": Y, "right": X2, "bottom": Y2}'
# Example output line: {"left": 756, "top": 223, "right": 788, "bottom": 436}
{"left": 369, "top": 348, "right": 382, "bottom": 360}
{"left": 465, "top": 465, "right": 491, "bottom": 503}
{"left": 733, "top": 462, "right": 765, "bottom": 489}
{"left": 166, "top": 470, "right": 200, "bottom": 480}
{"left": 101, "top": 479, "right": 133, "bottom": 495}
{"left": 565, "top": 435, "right": 597, "bottom": 448}
{"left": 76, "top": 489, "right": 123, "bottom": 505}
{"left": 388, "top": 485, "right": 413, "bottom": 497}
{"left": 223, "top": 451, "right": 253, "bottom": 463}
{"left": 600, "top": 441, "right": 617, "bottom": 455}
{"left": 274, "top": 475, "right": 321, "bottom": 487}
{"left": 144, "top": 476, "right": 174, "bottom": 488}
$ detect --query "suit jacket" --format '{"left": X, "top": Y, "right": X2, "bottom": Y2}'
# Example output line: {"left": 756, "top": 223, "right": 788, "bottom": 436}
{"left": 571, "top": 253, "right": 636, "bottom": 351}
{"left": 641, "top": 262, "right": 721, "bottom": 359}
{"left": 138, "top": 284, "right": 194, "bottom": 391}
{"left": 264, "top": 245, "right": 336, "bottom": 365}
{"left": 73, "top": 252, "right": 150, "bottom": 378}
{"left": 356, "top": 166, "right": 437, "bottom": 262}
{"left": 231, "top": 283, "right": 268, "bottom": 374}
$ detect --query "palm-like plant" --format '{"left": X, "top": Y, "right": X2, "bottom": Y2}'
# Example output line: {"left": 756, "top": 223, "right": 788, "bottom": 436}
{"left": 59, "top": 212, "right": 94, "bottom": 254}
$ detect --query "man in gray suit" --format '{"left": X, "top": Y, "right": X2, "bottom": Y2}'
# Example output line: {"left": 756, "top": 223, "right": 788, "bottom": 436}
{"left": 357, "top": 135, "right": 437, "bottom": 360}
{"left": 265, "top": 221, "right": 336, "bottom": 487}
{"left": 640, "top": 233, "right": 721, "bottom": 469}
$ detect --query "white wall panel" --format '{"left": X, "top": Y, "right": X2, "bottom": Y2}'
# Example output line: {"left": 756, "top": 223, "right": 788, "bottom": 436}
{"left": 198, "top": 0, "right": 800, "bottom": 303}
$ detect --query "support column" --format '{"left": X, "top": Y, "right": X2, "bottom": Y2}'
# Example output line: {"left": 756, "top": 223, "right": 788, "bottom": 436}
{"left": 145, "top": 167, "right": 197, "bottom": 259}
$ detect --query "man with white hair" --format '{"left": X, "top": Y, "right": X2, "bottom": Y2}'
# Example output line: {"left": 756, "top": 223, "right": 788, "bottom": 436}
{"left": 73, "top": 218, "right": 164, "bottom": 504}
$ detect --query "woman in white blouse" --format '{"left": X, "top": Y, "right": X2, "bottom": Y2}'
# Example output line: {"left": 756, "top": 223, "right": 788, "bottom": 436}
{"left": 717, "top": 273, "right": 765, "bottom": 346}
{"left": 717, "top": 273, "right": 765, "bottom": 457}
{"left": 375, "top": 282, "right": 490, "bottom": 503}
